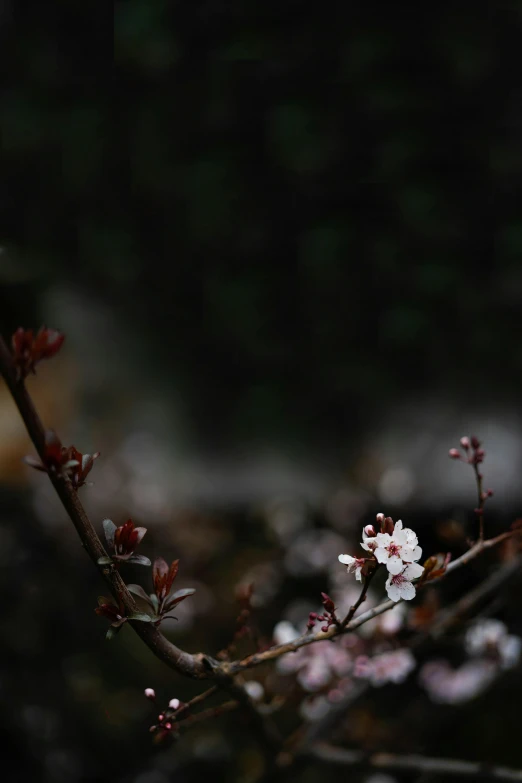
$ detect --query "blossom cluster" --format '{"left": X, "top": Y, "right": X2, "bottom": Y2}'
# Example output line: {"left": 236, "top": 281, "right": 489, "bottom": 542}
{"left": 144, "top": 689, "right": 184, "bottom": 737}
{"left": 338, "top": 514, "right": 424, "bottom": 602}
{"left": 273, "top": 621, "right": 353, "bottom": 691}
{"left": 353, "top": 648, "right": 416, "bottom": 687}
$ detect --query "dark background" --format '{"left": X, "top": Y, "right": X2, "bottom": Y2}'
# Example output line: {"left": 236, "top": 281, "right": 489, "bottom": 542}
{"left": 1, "top": 3, "right": 522, "bottom": 782}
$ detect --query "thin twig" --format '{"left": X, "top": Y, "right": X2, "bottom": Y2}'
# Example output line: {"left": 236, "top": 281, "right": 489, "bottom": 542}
{"left": 308, "top": 743, "right": 522, "bottom": 781}
{"left": 176, "top": 699, "right": 239, "bottom": 728}
{"left": 173, "top": 685, "right": 219, "bottom": 719}
{"left": 427, "top": 553, "right": 522, "bottom": 641}
{"left": 341, "top": 567, "right": 377, "bottom": 627}
{"left": 473, "top": 459, "right": 485, "bottom": 541}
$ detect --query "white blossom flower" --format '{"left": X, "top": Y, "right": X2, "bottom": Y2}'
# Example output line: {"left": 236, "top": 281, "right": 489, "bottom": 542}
{"left": 244, "top": 680, "right": 264, "bottom": 701}
{"left": 374, "top": 520, "right": 422, "bottom": 575}
{"left": 385, "top": 562, "right": 424, "bottom": 602}
{"left": 354, "top": 649, "right": 416, "bottom": 686}
{"left": 419, "top": 659, "right": 497, "bottom": 704}
{"left": 362, "top": 601, "right": 406, "bottom": 637}
{"left": 273, "top": 621, "right": 353, "bottom": 691}
{"left": 465, "top": 619, "right": 521, "bottom": 670}
{"left": 338, "top": 554, "right": 365, "bottom": 581}
{"left": 273, "top": 620, "right": 300, "bottom": 645}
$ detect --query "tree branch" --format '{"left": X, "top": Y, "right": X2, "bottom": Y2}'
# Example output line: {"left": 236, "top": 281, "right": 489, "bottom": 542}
{"left": 219, "top": 531, "right": 516, "bottom": 676}
{"left": 0, "top": 333, "right": 283, "bottom": 759}
{"left": 2, "top": 330, "right": 518, "bottom": 766}
{"left": 308, "top": 743, "right": 522, "bottom": 781}
{"left": 0, "top": 335, "right": 210, "bottom": 678}
{"left": 428, "top": 553, "right": 522, "bottom": 641}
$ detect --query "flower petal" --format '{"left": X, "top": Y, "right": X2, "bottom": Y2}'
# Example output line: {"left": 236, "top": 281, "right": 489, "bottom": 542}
{"left": 385, "top": 580, "right": 401, "bottom": 602}
{"left": 394, "top": 529, "right": 408, "bottom": 545}
{"left": 403, "top": 562, "right": 424, "bottom": 580}
{"left": 411, "top": 546, "right": 422, "bottom": 561}
{"left": 401, "top": 546, "right": 416, "bottom": 562}
{"left": 398, "top": 580, "right": 416, "bottom": 600}
{"left": 386, "top": 556, "right": 404, "bottom": 575}
{"left": 338, "top": 554, "right": 355, "bottom": 565}
{"left": 374, "top": 547, "right": 389, "bottom": 564}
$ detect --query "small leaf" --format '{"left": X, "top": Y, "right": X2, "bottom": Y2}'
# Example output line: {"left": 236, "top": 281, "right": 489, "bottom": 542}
{"left": 97, "top": 556, "right": 113, "bottom": 565}
{"left": 127, "top": 584, "right": 154, "bottom": 606}
{"left": 127, "top": 554, "right": 152, "bottom": 566}
{"left": 106, "top": 627, "right": 120, "bottom": 641}
{"left": 128, "top": 612, "right": 152, "bottom": 622}
{"left": 133, "top": 526, "right": 147, "bottom": 546}
{"left": 149, "top": 594, "right": 159, "bottom": 612}
{"left": 97, "top": 595, "right": 112, "bottom": 606}
{"left": 103, "top": 518, "right": 117, "bottom": 548}
{"left": 165, "top": 588, "right": 196, "bottom": 611}
{"left": 22, "top": 455, "right": 45, "bottom": 470}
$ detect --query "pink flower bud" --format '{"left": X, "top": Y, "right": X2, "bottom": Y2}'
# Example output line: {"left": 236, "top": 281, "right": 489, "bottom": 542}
{"left": 158, "top": 714, "right": 165, "bottom": 722}
{"left": 460, "top": 436, "right": 470, "bottom": 450}
{"left": 144, "top": 688, "right": 156, "bottom": 700}
{"left": 364, "top": 524, "right": 377, "bottom": 538}
{"left": 471, "top": 435, "right": 481, "bottom": 449}
{"left": 164, "top": 722, "right": 172, "bottom": 731}
{"left": 321, "top": 625, "right": 329, "bottom": 633}
{"left": 448, "top": 448, "right": 461, "bottom": 459}
{"left": 169, "top": 698, "right": 180, "bottom": 710}
{"left": 375, "top": 513, "right": 385, "bottom": 524}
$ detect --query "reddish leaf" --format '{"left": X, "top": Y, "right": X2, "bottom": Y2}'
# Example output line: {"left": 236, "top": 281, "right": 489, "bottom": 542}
{"left": 164, "top": 588, "right": 196, "bottom": 612}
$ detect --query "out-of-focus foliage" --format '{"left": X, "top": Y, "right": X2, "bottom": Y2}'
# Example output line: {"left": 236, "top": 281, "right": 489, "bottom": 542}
{"left": 2, "top": 3, "right": 522, "bottom": 453}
